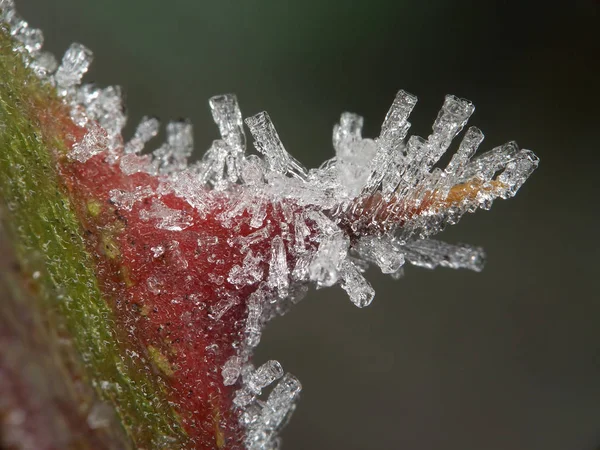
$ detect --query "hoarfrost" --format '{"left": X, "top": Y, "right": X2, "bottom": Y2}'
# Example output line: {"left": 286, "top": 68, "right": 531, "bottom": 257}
{"left": 139, "top": 198, "right": 193, "bottom": 231}
{"left": 222, "top": 356, "right": 243, "bottom": 386}
{"left": 228, "top": 251, "right": 264, "bottom": 287}
{"left": 125, "top": 116, "right": 160, "bottom": 155}
{"left": 308, "top": 232, "right": 349, "bottom": 287}
{"left": 153, "top": 120, "right": 194, "bottom": 174}
{"left": 245, "top": 373, "right": 301, "bottom": 450}
{"left": 340, "top": 260, "right": 375, "bottom": 308}
{"left": 267, "top": 236, "right": 289, "bottom": 298}
{"left": 209, "top": 296, "right": 238, "bottom": 321}
{"left": 2, "top": 2, "right": 539, "bottom": 446}
{"left": 245, "top": 112, "right": 307, "bottom": 180}
{"left": 55, "top": 43, "right": 93, "bottom": 95}
{"left": 400, "top": 239, "right": 486, "bottom": 272}
{"left": 210, "top": 94, "right": 245, "bottom": 154}
{"left": 68, "top": 122, "right": 108, "bottom": 163}
{"left": 109, "top": 186, "right": 154, "bottom": 211}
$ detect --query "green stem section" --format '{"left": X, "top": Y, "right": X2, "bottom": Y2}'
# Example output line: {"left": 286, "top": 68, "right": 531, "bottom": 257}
{"left": 0, "top": 29, "right": 187, "bottom": 448}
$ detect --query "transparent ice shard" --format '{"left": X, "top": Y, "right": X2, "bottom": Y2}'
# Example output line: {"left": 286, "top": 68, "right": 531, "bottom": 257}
{"left": 340, "top": 260, "right": 375, "bottom": 308}
{"left": 161, "top": 169, "right": 216, "bottom": 218}
{"left": 209, "top": 93, "right": 246, "bottom": 153}
{"left": 245, "top": 290, "right": 264, "bottom": 348}
{"left": 234, "top": 360, "right": 284, "bottom": 408}
{"left": 356, "top": 235, "right": 405, "bottom": 274}
{"left": 138, "top": 198, "right": 193, "bottom": 231}
{"left": 459, "top": 141, "right": 519, "bottom": 183}
{"left": 228, "top": 251, "right": 264, "bottom": 287}
{"left": 245, "top": 373, "right": 301, "bottom": 450}
{"left": 333, "top": 112, "right": 363, "bottom": 159}
{"left": 55, "top": 43, "right": 93, "bottom": 95}
{"left": 245, "top": 112, "right": 307, "bottom": 180}
{"left": 0, "top": 0, "right": 15, "bottom": 21}
{"left": 249, "top": 196, "right": 268, "bottom": 229}
{"left": 380, "top": 89, "right": 418, "bottom": 148}
{"left": 150, "top": 245, "right": 165, "bottom": 258}
{"left": 306, "top": 210, "right": 338, "bottom": 236}
{"left": 292, "top": 213, "right": 310, "bottom": 254}
{"left": 68, "top": 122, "right": 108, "bottom": 163}
{"left": 248, "top": 360, "right": 284, "bottom": 395}
{"left": 231, "top": 226, "right": 271, "bottom": 254}
{"left": 197, "top": 139, "right": 229, "bottom": 188}
{"left": 222, "top": 356, "right": 243, "bottom": 386}
{"left": 13, "top": 23, "right": 42, "bottom": 54}
{"left": 125, "top": 116, "right": 160, "bottom": 155}
{"left": 400, "top": 239, "right": 485, "bottom": 271}
{"left": 445, "top": 126, "right": 484, "bottom": 176}
{"left": 267, "top": 236, "right": 289, "bottom": 298}
{"left": 209, "top": 296, "right": 238, "bottom": 321}
{"left": 75, "top": 85, "right": 126, "bottom": 151}
{"left": 428, "top": 95, "right": 475, "bottom": 155}
{"left": 153, "top": 120, "right": 193, "bottom": 174}
{"left": 497, "top": 149, "right": 539, "bottom": 198}
{"left": 30, "top": 51, "right": 58, "bottom": 78}
{"left": 361, "top": 90, "right": 417, "bottom": 195}
{"left": 332, "top": 111, "right": 378, "bottom": 197}
{"left": 308, "top": 232, "right": 349, "bottom": 287}
{"left": 291, "top": 253, "right": 311, "bottom": 282}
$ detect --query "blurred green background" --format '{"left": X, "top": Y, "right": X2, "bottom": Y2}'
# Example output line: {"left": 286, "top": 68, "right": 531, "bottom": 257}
{"left": 19, "top": 1, "right": 599, "bottom": 449}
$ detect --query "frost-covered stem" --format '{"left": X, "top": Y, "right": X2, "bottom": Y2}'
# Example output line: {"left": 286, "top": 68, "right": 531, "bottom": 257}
{"left": 0, "top": 2, "right": 538, "bottom": 448}
{"left": 0, "top": 27, "right": 187, "bottom": 448}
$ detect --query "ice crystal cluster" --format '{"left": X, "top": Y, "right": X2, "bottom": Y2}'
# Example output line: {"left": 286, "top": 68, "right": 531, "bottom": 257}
{"left": 1, "top": 1, "right": 538, "bottom": 448}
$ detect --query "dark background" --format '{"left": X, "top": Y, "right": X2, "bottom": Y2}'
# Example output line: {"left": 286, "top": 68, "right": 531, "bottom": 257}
{"left": 19, "top": 1, "right": 599, "bottom": 449}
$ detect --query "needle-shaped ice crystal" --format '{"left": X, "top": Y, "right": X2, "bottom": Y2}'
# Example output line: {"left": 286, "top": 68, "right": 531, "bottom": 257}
{"left": 222, "top": 356, "right": 243, "bottom": 386}
{"left": 125, "top": 116, "right": 160, "bottom": 155}
{"left": 139, "top": 198, "right": 193, "bottom": 231}
{"left": 55, "top": 43, "right": 93, "bottom": 95}
{"left": 356, "top": 235, "right": 405, "bottom": 274}
{"left": 380, "top": 89, "right": 418, "bottom": 147}
{"left": 153, "top": 120, "right": 194, "bottom": 174}
{"left": 245, "top": 373, "right": 301, "bottom": 450}
{"left": 308, "top": 232, "right": 349, "bottom": 287}
{"left": 210, "top": 94, "right": 246, "bottom": 153}
{"left": 68, "top": 122, "right": 108, "bottom": 163}
{"left": 340, "top": 260, "right": 375, "bottom": 308}
{"left": 246, "top": 112, "right": 307, "bottom": 180}
{"left": 267, "top": 236, "right": 289, "bottom": 298}
{"left": 401, "top": 239, "right": 485, "bottom": 272}
{"left": 228, "top": 251, "right": 264, "bottom": 287}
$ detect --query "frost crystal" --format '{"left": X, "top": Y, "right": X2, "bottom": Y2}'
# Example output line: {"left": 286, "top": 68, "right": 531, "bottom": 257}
{"left": 124, "top": 116, "right": 159, "bottom": 155}
{"left": 55, "top": 43, "right": 93, "bottom": 95}
{"left": 400, "top": 239, "right": 485, "bottom": 271}
{"left": 1, "top": 2, "right": 538, "bottom": 447}
{"left": 244, "top": 373, "right": 301, "bottom": 450}
{"left": 267, "top": 236, "right": 289, "bottom": 298}
{"left": 139, "top": 198, "right": 193, "bottom": 231}
{"left": 153, "top": 120, "right": 194, "bottom": 174}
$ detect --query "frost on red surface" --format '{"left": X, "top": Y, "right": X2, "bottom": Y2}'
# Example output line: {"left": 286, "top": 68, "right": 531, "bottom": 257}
{"left": 2, "top": 2, "right": 539, "bottom": 448}
{"left": 29, "top": 74, "right": 538, "bottom": 450}
{"left": 58, "top": 143, "right": 270, "bottom": 447}
{"left": 34, "top": 93, "right": 312, "bottom": 449}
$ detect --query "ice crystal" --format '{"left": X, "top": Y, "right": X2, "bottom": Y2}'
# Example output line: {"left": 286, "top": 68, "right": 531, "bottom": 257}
{"left": 1, "top": 1, "right": 538, "bottom": 448}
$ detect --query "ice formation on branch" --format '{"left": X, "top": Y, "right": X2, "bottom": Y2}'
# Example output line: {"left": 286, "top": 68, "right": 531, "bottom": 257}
{"left": 1, "top": 1, "right": 538, "bottom": 448}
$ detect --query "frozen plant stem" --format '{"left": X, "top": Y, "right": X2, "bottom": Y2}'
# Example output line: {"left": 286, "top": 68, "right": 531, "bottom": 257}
{"left": 0, "top": 2, "right": 538, "bottom": 450}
